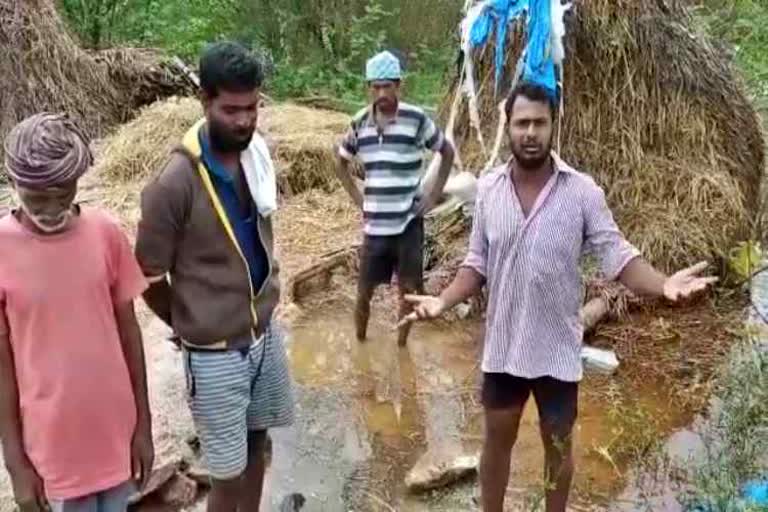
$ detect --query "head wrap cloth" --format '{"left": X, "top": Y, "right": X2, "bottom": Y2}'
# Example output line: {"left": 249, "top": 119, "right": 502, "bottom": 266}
{"left": 366, "top": 51, "right": 402, "bottom": 82}
{"left": 4, "top": 113, "right": 93, "bottom": 188}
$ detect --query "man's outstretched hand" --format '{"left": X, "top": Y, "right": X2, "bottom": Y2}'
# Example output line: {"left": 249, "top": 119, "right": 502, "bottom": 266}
{"left": 663, "top": 261, "right": 718, "bottom": 301}
{"left": 397, "top": 295, "right": 447, "bottom": 327}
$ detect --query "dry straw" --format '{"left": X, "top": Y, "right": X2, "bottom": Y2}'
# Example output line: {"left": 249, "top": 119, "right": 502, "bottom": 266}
{"left": 258, "top": 104, "right": 352, "bottom": 195}
{"left": 442, "top": 0, "right": 766, "bottom": 273}
{"left": 0, "top": 0, "right": 123, "bottom": 164}
{"left": 274, "top": 187, "right": 360, "bottom": 280}
{"left": 0, "top": 1, "right": 195, "bottom": 177}
{"left": 95, "top": 97, "right": 351, "bottom": 197}
{"left": 93, "top": 97, "right": 203, "bottom": 183}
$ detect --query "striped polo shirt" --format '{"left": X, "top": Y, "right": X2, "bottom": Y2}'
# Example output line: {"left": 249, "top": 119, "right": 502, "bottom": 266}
{"left": 338, "top": 102, "right": 445, "bottom": 236}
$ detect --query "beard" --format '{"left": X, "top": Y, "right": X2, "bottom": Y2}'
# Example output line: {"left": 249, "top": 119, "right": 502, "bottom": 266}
{"left": 26, "top": 210, "right": 73, "bottom": 233}
{"left": 14, "top": 195, "right": 73, "bottom": 233}
{"left": 510, "top": 137, "right": 553, "bottom": 170}
{"left": 208, "top": 120, "right": 254, "bottom": 153}
{"left": 375, "top": 96, "right": 398, "bottom": 114}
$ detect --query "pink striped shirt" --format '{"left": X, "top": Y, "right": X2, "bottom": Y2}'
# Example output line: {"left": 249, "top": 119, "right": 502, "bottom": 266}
{"left": 463, "top": 154, "right": 639, "bottom": 382}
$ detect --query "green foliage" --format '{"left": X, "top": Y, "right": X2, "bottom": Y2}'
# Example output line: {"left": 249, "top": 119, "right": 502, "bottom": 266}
{"left": 247, "top": 0, "right": 459, "bottom": 107}
{"left": 57, "top": 0, "right": 461, "bottom": 108}
{"left": 58, "top": 1, "right": 764, "bottom": 113}
{"left": 58, "top": 0, "right": 130, "bottom": 48}
{"left": 59, "top": 0, "right": 240, "bottom": 57}
{"left": 696, "top": 0, "right": 768, "bottom": 114}
{"left": 729, "top": 241, "right": 764, "bottom": 281}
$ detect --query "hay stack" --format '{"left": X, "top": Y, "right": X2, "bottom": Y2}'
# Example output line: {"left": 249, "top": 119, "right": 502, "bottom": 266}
{"left": 0, "top": 0, "right": 197, "bottom": 178}
{"left": 445, "top": 0, "right": 765, "bottom": 273}
{"left": 96, "top": 98, "right": 349, "bottom": 197}
{"left": 259, "top": 104, "right": 351, "bottom": 195}
{"left": 93, "top": 97, "right": 203, "bottom": 183}
{"left": 92, "top": 48, "right": 198, "bottom": 112}
{"left": 0, "top": 0, "right": 123, "bottom": 158}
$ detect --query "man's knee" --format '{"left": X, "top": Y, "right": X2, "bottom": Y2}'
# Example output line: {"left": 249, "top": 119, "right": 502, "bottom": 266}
{"left": 484, "top": 407, "right": 523, "bottom": 448}
{"left": 540, "top": 424, "right": 574, "bottom": 460}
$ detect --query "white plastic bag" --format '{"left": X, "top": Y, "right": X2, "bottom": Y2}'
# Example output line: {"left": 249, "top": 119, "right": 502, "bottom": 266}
{"left": 581, "top": 346, "right": 619, "bottom": 375}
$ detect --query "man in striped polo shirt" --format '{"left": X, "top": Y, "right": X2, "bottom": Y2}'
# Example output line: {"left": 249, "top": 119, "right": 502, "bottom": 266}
{"left": 402, "top": 83, "right": 716, "bottom": 511}
{"left": 334, "top": 51, "right": 455, "bottom": 346}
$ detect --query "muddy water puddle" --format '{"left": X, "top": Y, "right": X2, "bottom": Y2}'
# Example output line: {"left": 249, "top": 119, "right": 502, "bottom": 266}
{"left": 261, "top": 301, "right": 694, "bottom": 511}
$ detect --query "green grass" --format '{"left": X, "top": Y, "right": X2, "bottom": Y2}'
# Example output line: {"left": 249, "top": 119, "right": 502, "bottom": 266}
{"left": 695, "top": 0, "right": 768, "bottom": 116}
{"left": 266, "top": 42, "right": 455, "bottom": 112}
{"left": 58, "top": 0, "right": 458, "bottom": 113}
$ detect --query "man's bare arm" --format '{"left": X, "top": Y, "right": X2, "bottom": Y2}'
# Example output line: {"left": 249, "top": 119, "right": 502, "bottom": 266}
{"left": 0, "top": 331, "right": 25, "bottom": 472}
{"left": 0, "top": 331, "right": 47, "bottom": 510}
{"left": 619, "top": 258, "right": 717, "bottom": 301}
{"left": 115, "top": 301, "right": 154, "bottom": 489}
{"left": 142, "top": 279, "right": 173, "bottom": 327}
{"left": 617, "top": 257, "right": 666, "bottom": 297}
{"left": 419, "top": 142, "right": 455, "bottom": 215}
{"left": 439, "top": 266, "right": 485, "bottom": 310}
{"left": 401, "top": 267, "right": 485, "bottom": 325}
{"left": 115, "top": 301, "right": 152, "bottom": 435}
{"left": 334, "top": 151, "right": 363, "bottom": 209}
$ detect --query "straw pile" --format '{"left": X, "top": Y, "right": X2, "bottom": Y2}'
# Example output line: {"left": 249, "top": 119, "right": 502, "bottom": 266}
{"left": 0, "top": 0, "right": 198, "bottom": 181}
{"left": 0, "top": 0, "right": 123, "bottom": 165}
{"left": 92, "top": 48, "right": 198, "bottom": 111}
{"left": 444, "top": 0, "right": 766, "bottom": 273}
{"left": 95, "top": 98, "right": 351, "bottom": 197}
{"left": 93, "top": 97, "right": 203, "bottom": 183}
{"left": 274, "top": 187, "right": 360, "bottom": 282}
{"left": 259, "top": 104, "right": 352, "bottom": 195}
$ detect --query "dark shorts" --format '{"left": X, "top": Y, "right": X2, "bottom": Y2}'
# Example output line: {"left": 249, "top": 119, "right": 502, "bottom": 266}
{"left": 482, "top": 373, "right": 578, "bottom": 438}
{"left": 359, "top": 218, "right": 424, "bottom": 290}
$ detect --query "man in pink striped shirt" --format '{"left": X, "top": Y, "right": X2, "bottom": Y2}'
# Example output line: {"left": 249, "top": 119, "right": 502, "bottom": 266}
{"left": 403, "top": 83, "right": 716, "bottom": 512}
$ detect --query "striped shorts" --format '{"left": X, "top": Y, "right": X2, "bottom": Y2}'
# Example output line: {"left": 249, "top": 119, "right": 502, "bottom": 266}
{"left": 182, "top": 325, "right": 294, "bottom": 480}
{"left": 49, "top": 481, "right": 134, "bottom": 512}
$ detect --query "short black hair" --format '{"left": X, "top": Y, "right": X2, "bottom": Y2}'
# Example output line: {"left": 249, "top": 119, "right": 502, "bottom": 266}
{"left": 504, "top": 82, "right": 557, "bottom": 121}
{"left": 199, "top": 41, "right": 264, "bottom": 97}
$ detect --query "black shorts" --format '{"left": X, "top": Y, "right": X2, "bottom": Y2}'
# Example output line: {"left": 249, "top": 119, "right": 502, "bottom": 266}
{"left": 482, "top": 373, "right": 578, "bottom": 438}
{"left": 359, "top": 218, "right": 424, "bottom": 290}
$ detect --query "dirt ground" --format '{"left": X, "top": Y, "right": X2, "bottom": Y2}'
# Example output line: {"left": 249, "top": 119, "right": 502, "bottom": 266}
{"left": 0, "top": 155, "right": 747, "bottom": 512}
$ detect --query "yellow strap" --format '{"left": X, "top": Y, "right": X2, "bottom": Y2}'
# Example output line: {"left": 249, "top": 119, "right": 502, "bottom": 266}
{"left": 182, "top": 120, "right": 259, "bottom": 326}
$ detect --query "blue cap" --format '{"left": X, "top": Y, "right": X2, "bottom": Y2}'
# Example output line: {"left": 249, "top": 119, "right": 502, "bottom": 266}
{"left": 365, "top": 51, "right": 402, "bottom": 82}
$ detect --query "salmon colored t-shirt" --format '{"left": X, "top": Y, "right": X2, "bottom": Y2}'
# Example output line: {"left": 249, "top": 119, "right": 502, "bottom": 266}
{"left": 0, "top": 208, "right": 148, "bottom": 500}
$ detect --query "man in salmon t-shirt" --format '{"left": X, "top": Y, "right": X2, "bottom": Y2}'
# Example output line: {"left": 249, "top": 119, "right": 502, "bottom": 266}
{"left": 0, "top": 114, "right": 153, "bottom": 512}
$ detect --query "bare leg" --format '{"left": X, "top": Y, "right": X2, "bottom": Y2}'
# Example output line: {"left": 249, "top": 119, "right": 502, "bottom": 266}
{"left": 396, "top": 283, "right": 420, "bottom": 347}
{"left": 355, "top": 281, "right": 375, "bottom": 342}
{"left": 540, "top": 425, "right": 574, "bottom": 512}
{"left": 208, "top": 477, "right": 240, "bottom": 512}
{"left": 480, "top": 406, "right": 523, "bottom": 512}
{"left": 238, "top": 430, "right": 268, "bottom": 511}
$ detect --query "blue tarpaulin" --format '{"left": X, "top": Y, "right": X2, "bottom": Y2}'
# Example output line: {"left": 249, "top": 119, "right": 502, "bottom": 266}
{"left": 466, "top": 0, "right": 558, "bottom": 101}
{"left": 523, "top": 0, "right": 557, "bottom": 100}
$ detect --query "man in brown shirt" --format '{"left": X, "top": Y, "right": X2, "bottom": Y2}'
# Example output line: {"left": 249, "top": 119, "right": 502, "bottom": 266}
{"left": 135, "top": 42, "right": 293, "bottom": 512}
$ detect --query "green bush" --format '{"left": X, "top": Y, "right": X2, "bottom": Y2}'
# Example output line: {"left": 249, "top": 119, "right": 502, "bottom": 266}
{"left": 58, "top": 0, "right": 461, "bottom": 108}
{"left": 695, "top": 0, "right": 768, "bottom": 115}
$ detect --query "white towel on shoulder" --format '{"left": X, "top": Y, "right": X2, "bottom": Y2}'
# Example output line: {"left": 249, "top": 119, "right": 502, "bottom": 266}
{"left": 240, "top": 132, "right": 277, "bottom": 217}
